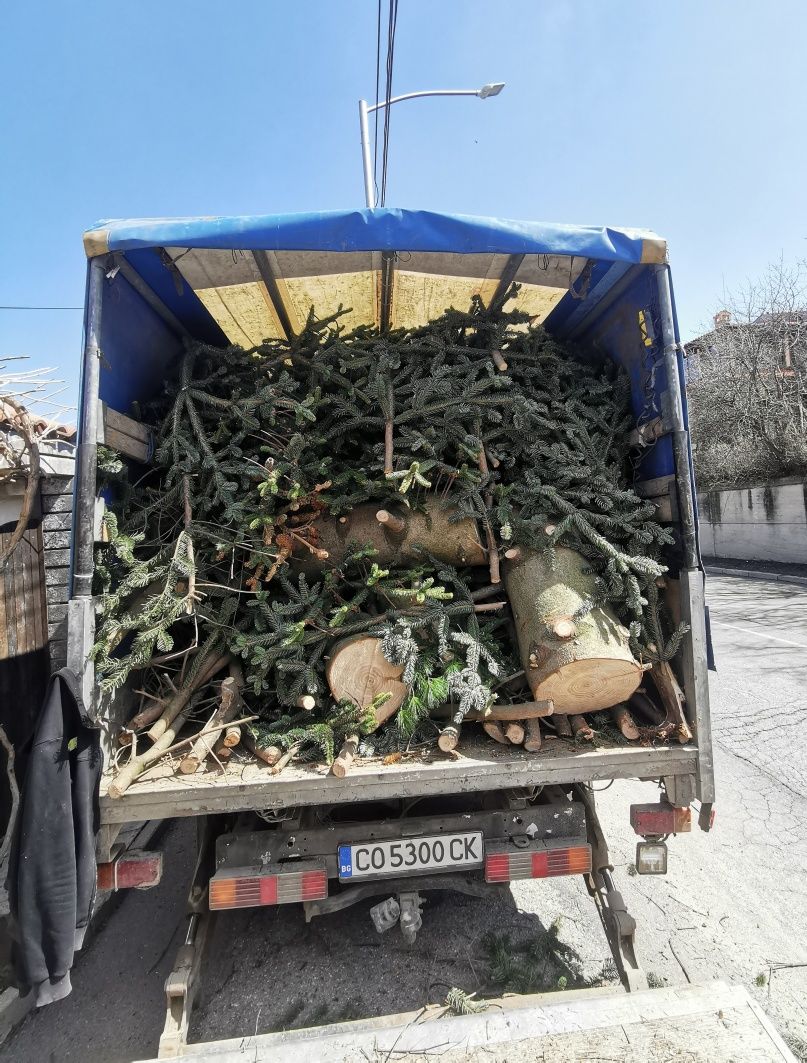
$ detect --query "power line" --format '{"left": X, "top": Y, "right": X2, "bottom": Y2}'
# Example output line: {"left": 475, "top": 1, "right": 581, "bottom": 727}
{"left": 379, "top": 0, "right": 399, "bottom": 208}
{"left": 0, "top": 305, "right": 82, "bottom": 311}
{"left": 373, "top": 0, "right": 382, "bottom": 203}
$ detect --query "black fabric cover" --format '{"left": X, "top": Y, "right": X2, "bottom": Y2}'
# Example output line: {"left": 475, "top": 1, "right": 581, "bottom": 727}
{"left": 6, "top": 669, "right": 101, "bottom": 1006}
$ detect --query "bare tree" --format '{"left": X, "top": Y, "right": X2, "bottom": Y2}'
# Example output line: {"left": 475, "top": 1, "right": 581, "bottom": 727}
{"left": 686, "top": 257, "right": 807, "bottom": 489}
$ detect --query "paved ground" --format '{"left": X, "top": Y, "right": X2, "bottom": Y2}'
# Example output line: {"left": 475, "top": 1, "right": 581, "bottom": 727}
{"left": 3, "top": 574, "right": 807, "bottom": 1062}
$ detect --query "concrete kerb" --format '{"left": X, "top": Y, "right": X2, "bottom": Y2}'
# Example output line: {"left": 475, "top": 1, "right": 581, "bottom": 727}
{"left": 706, "top": 565, "right": 807, "bottom": 588}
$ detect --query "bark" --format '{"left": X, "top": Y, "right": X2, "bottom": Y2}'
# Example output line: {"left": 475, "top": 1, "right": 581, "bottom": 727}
{"left": 293, "top": 497, "right": 486, "bottom": 571}
{"left": 611, "top": 704, "right": 640, "bottom": 741}
{"left": 523, "top": 718, "right": 543, "bottom": 752}
{"left": 504, "top": 722, "right": 525, "bottom": 745}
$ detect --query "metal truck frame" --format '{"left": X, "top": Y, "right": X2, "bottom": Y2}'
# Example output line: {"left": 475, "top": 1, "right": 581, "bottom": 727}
{"left": 69, "top": 209, "right": 716, "bottom": 1057}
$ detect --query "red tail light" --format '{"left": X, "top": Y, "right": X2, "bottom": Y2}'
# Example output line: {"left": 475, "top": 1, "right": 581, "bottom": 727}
{"left": 485, "top": 842, "right": 591, "bottom": 883}
{"left": 630, "top": 802, "right": 691, "bottom": 837}
{"left": 209, "top": 862, "right": 328, "bottom": 910}
{"left": 97, "top": 851, "right": 162, "bottom": 891}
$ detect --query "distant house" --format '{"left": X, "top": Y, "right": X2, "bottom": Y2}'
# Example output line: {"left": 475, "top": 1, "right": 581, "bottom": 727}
{"left": 685, "top": 309, "right": 807, "bottom": 383}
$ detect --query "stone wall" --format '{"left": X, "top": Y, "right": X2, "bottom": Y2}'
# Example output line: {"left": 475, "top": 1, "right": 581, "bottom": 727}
{"left": 698, "top": 478, "right": 807, "bottom": 564}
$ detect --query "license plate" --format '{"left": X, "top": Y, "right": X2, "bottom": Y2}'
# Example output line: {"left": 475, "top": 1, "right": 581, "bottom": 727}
{"left": 338, "top": 832, "right": 483, "bottom": 881}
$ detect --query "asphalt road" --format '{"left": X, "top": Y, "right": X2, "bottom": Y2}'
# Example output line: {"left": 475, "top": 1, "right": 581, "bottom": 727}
{"left": 4, "top": 573, "right": 806, "bottom": 1062}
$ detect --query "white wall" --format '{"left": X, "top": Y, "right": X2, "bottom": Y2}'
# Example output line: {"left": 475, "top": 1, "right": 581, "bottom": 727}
{"left": 698, "top": 479, "right": 807, "bottom": 564}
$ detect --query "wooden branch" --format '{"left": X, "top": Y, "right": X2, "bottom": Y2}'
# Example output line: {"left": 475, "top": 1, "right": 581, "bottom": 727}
{"left": 649, "top": 660, "right": 693, "bottom": 743}
{"left": 570, "top": 714, "right": 594, "bottom": 742}
{"left": 504, "top": 722, "right": 525, "bottom": 745}
{"left": 491, "top": 350, "right": 508, "bottom": 372}
{"left": 523, "top": 718, "right": 543, "bottom": 753}
{"left": 182, "top": 474, "right": 195, "bottom": 614}
{"left": 331, "top": 734, "right": 359, "bottom": 777}
{"left": 376, "top": 508, "right": 406, "bottom": 535}
{"left": 178, "top": 662, "right": 244, "bottom": 774}
{"left": 470, "top": 584, "right": 503, "bottom": 602}
{"left": 0, "top": 397, "right": 41, "bottom": 569}
{"left": 270, "top": 742, "right": 302, "bottom": 776}
{"left": 553, "top": 714, "right": 573, "bottom": 738}
{"left": 383, "top": 416, "right": 394, "bottom": 477}
{"left": 482, "top": 721, "right": 508, "bottom": 745}
{"left": 241, "top": 732, "right": 283, "bottom": 766}
{"left": 473, "top": 600, "right": 507, "bottom": 614}
{"left": 146, "top": 652, "right": 232, "bottom": 742}
{"left": 296, "top": 694, "right": 316, "bottom": 712}
{"left": 504, "top": 547, "right": 522, "bottom": 563}
{"left": 0, "top": 725, "right": 19, "bottom": 869}
{"left": 433, "top": 699, "right": 553, "bottom": 722}
{"left": 437, "top": 725, "right": 460, "bottom": 753}
{"left": 222, "top": 725, "right": 241, "bottom": 748}
{"left": 109, "top": 704, "right": 195, "bottom": 797}
{"left": 611, "top": 704, "right": 640, "bottom": 741}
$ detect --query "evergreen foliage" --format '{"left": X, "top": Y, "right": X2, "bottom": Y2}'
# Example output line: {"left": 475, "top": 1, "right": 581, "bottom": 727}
{"left": 94, "top": 291, "right": 684, "bottom": 751}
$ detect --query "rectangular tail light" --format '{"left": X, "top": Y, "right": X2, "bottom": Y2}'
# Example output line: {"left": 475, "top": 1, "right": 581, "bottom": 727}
{"left": 630, "top": 802, "right": 691, "bottom": 838}
{"left": 485, "top": 841, "right": 591, "bottom": 883}
{"left": 97, "top": 851, "right": 163, "bottom": 891}
{"left": 209, "top": 861, "right": 328, "bottom": 911}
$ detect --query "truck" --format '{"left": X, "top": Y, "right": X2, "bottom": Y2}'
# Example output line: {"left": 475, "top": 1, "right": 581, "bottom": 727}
{"left": 69, "top": 208, "right": 726, "bottom": 1058}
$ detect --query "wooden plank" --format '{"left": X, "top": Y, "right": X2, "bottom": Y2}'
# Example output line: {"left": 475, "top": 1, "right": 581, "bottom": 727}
{"left": 2, "top": 543, "right": 15, "bottom": 657}
{"left": 102, "top": 425, "right": 150, "bottom": 463}
{"left": 12, "top": 529, "right": 27, "bottom": 654}
{"left": 98, "top": 402, "right": 153, "bottom": 462}
{"left": 102, "top": 403, "right": 151, "bottom": 443}
{"left": 99, "top": 741, "right": 697, "bottom": 825}
{"left": 173, "top": 983, "right": 796, "bottom": 1062}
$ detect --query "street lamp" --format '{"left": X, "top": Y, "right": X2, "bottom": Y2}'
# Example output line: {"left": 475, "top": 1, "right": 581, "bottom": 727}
{"left": 359, "top": 83, "right": 505, "bottom": 208}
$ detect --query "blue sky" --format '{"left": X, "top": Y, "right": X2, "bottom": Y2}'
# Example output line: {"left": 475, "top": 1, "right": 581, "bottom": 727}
{"left": 1, "top": 1, "right": 805, "bottom": 416}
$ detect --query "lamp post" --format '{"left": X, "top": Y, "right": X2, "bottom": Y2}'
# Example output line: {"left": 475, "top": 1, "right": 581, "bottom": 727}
{"left": 358, "top": 83, "right": 505, "bottom": 208}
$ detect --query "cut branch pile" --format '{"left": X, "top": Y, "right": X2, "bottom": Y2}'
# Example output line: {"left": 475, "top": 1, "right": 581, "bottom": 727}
{"left": 95, "top": 291, "right": 690, "bottom": 793}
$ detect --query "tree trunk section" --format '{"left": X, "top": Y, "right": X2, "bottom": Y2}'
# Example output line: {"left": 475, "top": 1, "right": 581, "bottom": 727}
{"left": 504, "top": 547, "right": 642, "bottom": 714}
{"left": 294, "top": 497, "right": 486, "bottom": 571}
{"left": 326, "top": 635, "right": 408, "bottom": 728}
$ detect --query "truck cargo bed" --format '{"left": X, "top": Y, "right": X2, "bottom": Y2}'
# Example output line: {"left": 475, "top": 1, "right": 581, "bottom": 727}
{"left": 100, "top": 734, "right": 696, "bottom": 824}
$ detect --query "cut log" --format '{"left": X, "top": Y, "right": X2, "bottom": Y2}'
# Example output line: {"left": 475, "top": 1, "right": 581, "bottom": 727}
{"left": 503, "top": 547, "right": 642, "bottom": 714}
{"left": 326, "top": 635, "right": 409, "bottom": 729}
{"left": 296, "top": 694, "right": 316, "bottom": 712}
{"left": 222, "top": 725, "right": 241, "bottom": 748}
{"left": 504, "top": 722, "right": 525, "bottom": 745}
{"left": 553, "top": 714, "right": 573, "bottom": 738}
{"left": 482, "top": 721, "right": 509, "bottom": 745}
{"left": 212, "top": 738, "right": 232, "bottom": 760}
{"left": 524, "top": 718, "right": 543, "bottom": 752}
{"left": 241, "top": 732, "right": 282, "bottom": 766}
{"left": 331, "top": 734, "right": 359, "bottom": 777}
{"left": 611, "top": 704, "right": 640, "bottom": 741}
{"left": 438, "top": 725, "right": 460, "bottom": 752}
{"left": 570, "top": 714, "right": 595, "bottom": 741}
{"left": 648, "top": 659, "right": 693, "bottom": 743}
{"left": 293, "top": 497, "right": 486, "bottom": 571}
